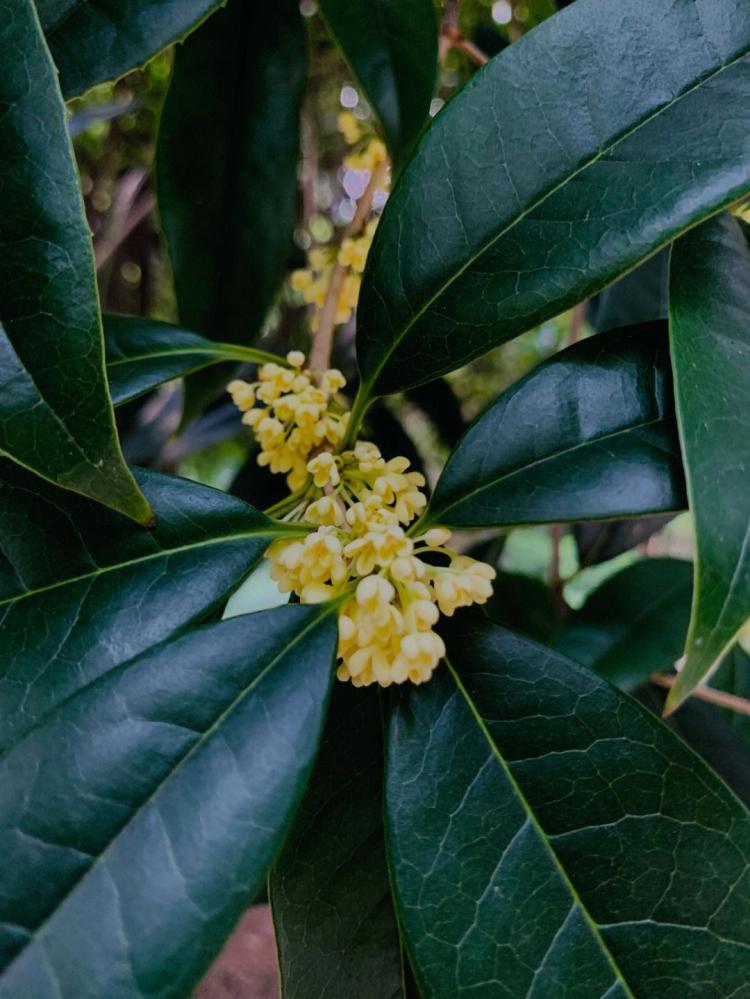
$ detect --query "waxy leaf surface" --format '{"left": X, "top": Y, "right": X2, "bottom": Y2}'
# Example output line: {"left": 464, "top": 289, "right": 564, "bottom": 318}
{"left": 0, "top": 0, "right": 150, "bottom": 523}
{"left": 667, "top": 214, "right": 750, "bottom": 711}
{"left": 555, "top": 558, "right": 692, "bottom": 690}
{"left": 271, "top": 685, "right": 406, "bottom": 998}
{"left": 319, "top": 0, "right": 437, "bottom": 165}
{"left": 104, "top": 315, "right": 281, "bottom": 406}
{"left": 387, "top": 616, "right": 750, "bottom": 997}
{"left": 424, "top": 325, "right": 684, "bottom": 529}
{"left": 37, "top": 0, "right": 225, "bottom": 98}
{"left": 157, "top": 0, "right": 306, "bottom": 415}
{"left": 357, "top": 0, "right": 750, "bottom": 394}
{"left": 0, "top": 605, "right": 337, "bottom": 997}
{"left": 0, "top": 462, "right": 291, "bottom": 752}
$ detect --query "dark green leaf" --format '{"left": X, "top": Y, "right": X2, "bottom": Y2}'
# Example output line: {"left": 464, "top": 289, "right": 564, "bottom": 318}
{"left": 554, "top": 558, "right": 692, "bottom": 690}
{"left": 0, "top": 461, "right": 295, "bottom": 752}
{"left": 37, "top": 0, "right": 225, "bottom": 99}
{"left": 482, "top": 571, "right": 555, "bottom": 642}
{"left": 666, "top": 214, "right": 750, "bottom": 712}
{"left": 421, "top": 325, "right": 685, "bottom": 530}
{"left": 637, "top": 685, "right": 750, "bottom": 811}
{"left": 104, "top": 315, "right": 282, "bottom": 406}
{"left": 713, "top": 645, "right": 750, "bottom": 752}
{"left": 573, "top": 516, "right": 673, "bottom": 568}
{"left": 356, "top": 0, "right": 750, "bottom": 396}
{"left": 0, "top": 0, "right": 151, "bottom": 524}
{"left": 0, "top": 604, "right": 337, "bottom": 996}
{"left": 157, "top": 0, "right": 306, "bottom": 417}
{"left": 588, "top": 250, "right": 669, "bottom": 334}
{"left": 387, "top": 616, "right": 750, "bottom": 998}
{"left": 271, "top": 685, "right": 406, "bottom": 998}
{"left": 319, "top": 0, "right": 437, "bottom": 165}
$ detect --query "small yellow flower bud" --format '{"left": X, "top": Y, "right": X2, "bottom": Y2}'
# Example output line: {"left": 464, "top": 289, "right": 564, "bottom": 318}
{"left": 286, "top": 350, "right": 306, "bottom": 368}
{"left": 424, "top": 528, "right": 452, "bottom": 548}
{"left": 356, "top": 575, "right": 395, "bottom": 610}
{"left": 290, "top": 270, "right": 313, "bottom": 292}
{"left": 227, "top": 379, "right": 255, "bottom": 411}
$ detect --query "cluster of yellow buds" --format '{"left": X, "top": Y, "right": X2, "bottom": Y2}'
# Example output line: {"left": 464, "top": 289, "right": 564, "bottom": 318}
{"left": 241, "top": 387, "right": 496, "bottom": 686}
{"left": 289, "top": 111, "right": 389, "bottom": 330}
{"left": 337, "top": 111, "right": 389, "bottom": 174}
{"left": 290, "top": 220, "right": 377, "bottom": 331}
{"left": 227, "top": 352, "right": 348, "bottom": 491}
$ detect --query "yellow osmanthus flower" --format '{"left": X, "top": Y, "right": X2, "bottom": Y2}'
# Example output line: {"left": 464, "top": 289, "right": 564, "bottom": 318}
{"left": 229, "top": 361, "right": 496, "bottom": 689}
{"left": 228, "top": 352, "right": 348, "bottom": 491}
{"left": 290, "top": 222, "right": 378, "bottom": 332}
{"left": 337, "top": 111, "right": 361, "bottom": 145}
{"left": 290, "top": 118, "right": 389, "bottom": 333}
{"left": 344, "top": 137, "right": 388, "bottom": 174}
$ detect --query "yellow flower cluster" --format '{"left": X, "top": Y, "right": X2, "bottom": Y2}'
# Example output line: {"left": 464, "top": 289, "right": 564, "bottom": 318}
{"left": 230, "top": 352, "right": 495, "bottom": 689}
{"left": 257, "top": 430, "right": 495, "bottom": 688}
{"left": 289, "top": 112, "right": 389, "bottom": 330}
{"left": 290, "top": 222, "right": 377, "bottom": 330}
{"left": 337, "top": 111, "right": 389, "bottom": 173}
{"left": 227, "top": 352, "right": 348, "bottom": 491}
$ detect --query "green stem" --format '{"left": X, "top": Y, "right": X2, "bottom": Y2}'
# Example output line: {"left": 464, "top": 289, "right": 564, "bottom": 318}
{"left": 264, "top": 486, "right": 310, "bottom": 519}
{"left": 406, "top": 511, "right": 431, "bottom": 537}
{"left": 213, "top": 343, "right": 289, "bottom": 367}
{"left": 343, "top": 383, "right": 375, "bottom": 447}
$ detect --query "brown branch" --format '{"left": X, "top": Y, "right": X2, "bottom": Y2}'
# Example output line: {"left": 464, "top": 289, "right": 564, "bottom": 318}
{"left": 95, "top": 167, "right": 154, "bottom": 271}
{"left": 308, "top": 159, "right": 388, "bottom": 371}
{"left": 441, "top": 23, "right": 489, "bottom": 68}
{"left": 567, "top": 300, "right": 588, "bottom": 345}
{"left": 650, "top": 673, "right": 750, "bottom": 716}
{"left": 453, "top": 34, "right": 490, "bottom": 67}
{"left": 440, "top": 0, "right": 460, "bottom": 61}
{"left": 548, "top": 523, "right": 567, "bottom": 621}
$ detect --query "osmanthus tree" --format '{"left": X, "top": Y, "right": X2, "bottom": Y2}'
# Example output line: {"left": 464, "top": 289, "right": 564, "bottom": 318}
{"left": 2, "top": 0, "right": 750, "bottom": 996}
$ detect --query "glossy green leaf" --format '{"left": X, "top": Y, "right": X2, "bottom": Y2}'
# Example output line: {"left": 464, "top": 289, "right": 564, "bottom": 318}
{"left": 0, "top": 461, "right": 296, "bottom": 752}
{"left": 713, "top": 645, "right": 750, "bottom": 753}
{"left": 0, "top": 0, "right": 151, "bottom": 524}
{"left": 319, "top": 0, "right": 437, "bottom": 165}
{"left": 482, "top": 571, "right": 555, "bottom": 643}
{"left": 588, "top": 250, "right": 669, "bottom": 334}
{"left": 104, "top": 315, "right": 283, "bottom": 406}
{"left": 555, "top": 558, "right": 692, "bottom": 690}
{"left": 0, "top": 604, "right": 337, "bottom": 997}
{"left": 355, "top": 0, "right": 750, "bottom": 398}
{"left": 421, "top": 325, "right": 685, "bottom": 530}
{"left": 636, "top": 685, "right": 750, "bottom": 811}
{"left": 573, "top": 516, "right": 673, "bottom": 569}
{"left": 271, "top": 685, "right": 406, "bottom": 998}
{"left": 387, "top": 616, "right": 750, "bottom": 998}
{"left": 157, "top": 0, "right": 306, "bottom": 417}
{"left": 666, "top": 214, "right": 750, "bottom": 712}
{"left": 37, "top": 0, "right": 224, "bottom": 99}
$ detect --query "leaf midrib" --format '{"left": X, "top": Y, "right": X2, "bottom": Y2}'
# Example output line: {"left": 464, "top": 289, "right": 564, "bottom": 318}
{"left": 362, "top": 42, "right": 750, "bottom": 394}
{"left": 106, "top": 341, "right": 280, "bottom": 369}
{"left": 0, "top": 523, "right": 293, "bottom": 608}
{"left": 0, "top": 604, "right": 336, "bottom": 976}
{"left": 428, "top": 415, "right": 672, "bottom": 526}
{"left": 445, "top": 655, "right": 635, "bottom": 999}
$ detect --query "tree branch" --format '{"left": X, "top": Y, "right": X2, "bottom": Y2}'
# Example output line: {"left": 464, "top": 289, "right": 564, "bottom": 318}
{"left": 308, "top": 160, "right": 388, "bottom": 371}
{"left": 650, "top": 673, "right": 750, "bottom": 716}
